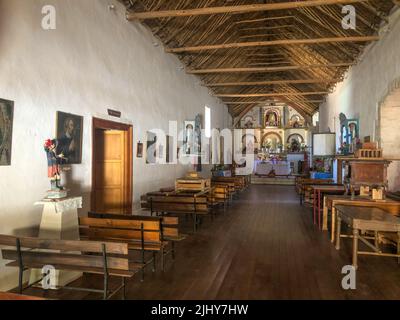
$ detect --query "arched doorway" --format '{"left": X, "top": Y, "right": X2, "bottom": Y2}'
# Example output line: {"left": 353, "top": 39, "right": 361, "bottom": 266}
{"left": 379, "top": 78, "right": 400, "bottom": 190}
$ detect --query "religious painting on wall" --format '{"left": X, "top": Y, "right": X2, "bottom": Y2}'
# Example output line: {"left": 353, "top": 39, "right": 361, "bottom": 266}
{"left": 146, "top": 131, "right": 157, "bottom": 164}
{"left": 264, "top": 109, "right": 280, "bottom": 127}
{"left": 242, "top": 115, "right": 256, "bottom": 129}
{"left": 347, "top": 120, "right": 359, "bottom": 141}
{"left": 0, "top": 99, "right": 14, "bottom": 166}
{"left": 56, "top": 111, "right": 83, "bottom": 164}
{"left": 261, "top": 132, "right": 282, "bottom": 153}
{"left": 289, "top": 114, "right": 304, "bottom": 128}
{"left": 287, "top": 134, "right": 304, "bottom": 153}
{"left": 241, "top": 134, "right": 257, "bottom": 155}
{"left": 194, "top": 114, "right": 202, "bottom": 172}
{"left": 136, "top": 142, "right": 143, "bottom": 158}
{"left": 166, "top": 135, "right": 174, "bottom": 163}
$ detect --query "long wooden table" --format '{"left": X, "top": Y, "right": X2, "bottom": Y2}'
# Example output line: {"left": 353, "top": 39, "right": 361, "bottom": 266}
{"left": 299, "top": 181, "right": 334, "bottom": 205}
{"left": 311, "top": 185, "right": 346, "bottom": 229}
{"left": 324, "top": 195, "right": 400, "bottom": 242}
{"left": 335, "top": 205, "right": 400, "bottom": 269}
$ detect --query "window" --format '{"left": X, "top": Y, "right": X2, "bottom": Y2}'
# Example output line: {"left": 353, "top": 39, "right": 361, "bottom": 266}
{"left": 312, "top": 112, "right": 320, "bottom": 127}
{"left": 205, "top": 106, "right": 211, "bottom": 138}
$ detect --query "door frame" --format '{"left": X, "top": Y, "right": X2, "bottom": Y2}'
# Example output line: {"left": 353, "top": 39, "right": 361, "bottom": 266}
{"left": 91, "top": 117, "right": 133, "bottom": 213}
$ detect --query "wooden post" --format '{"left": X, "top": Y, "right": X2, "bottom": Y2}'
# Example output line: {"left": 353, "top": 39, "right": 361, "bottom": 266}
{"left": 352, "top": 229, "right": 359, "bottom": 269}
{"left": 323, "top": 196, "right": 328, "bottom": 231}
{"left": 335, "top": 214, "right": 341, "bottom": 250}
{"left": 331, "top": 206, "right": 336, "bottom": 243}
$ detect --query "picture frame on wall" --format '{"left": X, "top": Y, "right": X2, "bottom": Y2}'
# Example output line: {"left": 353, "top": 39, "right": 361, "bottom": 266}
{"left": 137, "top": 142, "right": 143, "bottom": 158}
{"left": 146, "top": 131, "right": 157, "bottom": 164}
{"left": 0, "top": 98, "right": 14, "bottom": 166}
{"left": 166, "top": 135, "right": 173, "bottom": 163}
{"left": 56, "top": 111, "right": 83, "bottom": 164}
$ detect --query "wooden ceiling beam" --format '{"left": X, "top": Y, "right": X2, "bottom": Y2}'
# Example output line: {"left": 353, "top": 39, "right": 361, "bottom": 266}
{"left": 205, "top": 79, "right": 337, "bottom": 87}
{"left": 127, "top": 0, "right": 369, "bottom": 20}
{"left": 239, "top": 25, "right": 294, "bottom": 32}
{"left": 234, "top": 16, "right": 294, "bottom": 25}
{"left": 216, "top": 92, "right": 328, "bottom": 98}
{"left": 166, "top": 36, "right": 379, "bottom": 53}
{"left": 188, "top": 63, "right": 353, "bottom": 74}
{"left": 225, "top": 100, "right": 323, "bottom": 105}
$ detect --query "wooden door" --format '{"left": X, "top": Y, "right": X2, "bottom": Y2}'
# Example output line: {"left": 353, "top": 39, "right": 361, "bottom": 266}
{"left": 93, "top": 129, "right": 128, "bottom": 213}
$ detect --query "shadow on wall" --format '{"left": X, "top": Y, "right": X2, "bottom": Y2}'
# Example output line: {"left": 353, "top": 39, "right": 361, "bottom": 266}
{"left": 63, "top": 168, "right": 91, "bottom": 217}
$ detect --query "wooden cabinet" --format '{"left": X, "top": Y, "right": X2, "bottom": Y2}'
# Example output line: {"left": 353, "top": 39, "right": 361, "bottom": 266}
{"left": 339, "top": 159, "right": 391, "bottom": 188}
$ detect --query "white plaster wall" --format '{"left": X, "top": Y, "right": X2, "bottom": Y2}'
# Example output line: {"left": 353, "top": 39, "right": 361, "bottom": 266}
{"left": 319, "top": 8, "right": 400, "bottom": 186}
{"left": 0, "top": 0, "right": 231, "bottom": 290}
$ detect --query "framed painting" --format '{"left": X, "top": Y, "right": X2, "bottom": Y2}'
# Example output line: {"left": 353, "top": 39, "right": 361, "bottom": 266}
{"left": 146, "top": 131, "right": 157, "bottom": 164}
{"left": 0, "top": 99, "right": 14, "bottom": 166}
{"left": 56, "top": 111, "right": 83, "bottom": 164}
{"left": 137, "top": 142, "right": 143, "bottom": 158}
{"left": 166, "top": 135, "right": 174, "bottom": 163}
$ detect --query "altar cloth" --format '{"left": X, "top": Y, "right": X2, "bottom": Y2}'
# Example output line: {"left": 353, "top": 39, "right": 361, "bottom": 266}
{"left": 255, "top": 160, "right": 291, "bottom": 176}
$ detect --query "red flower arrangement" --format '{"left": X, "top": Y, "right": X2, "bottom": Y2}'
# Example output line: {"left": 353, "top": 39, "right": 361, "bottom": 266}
{"left": 44, "top": 139, "right": 56, "bottom": 152}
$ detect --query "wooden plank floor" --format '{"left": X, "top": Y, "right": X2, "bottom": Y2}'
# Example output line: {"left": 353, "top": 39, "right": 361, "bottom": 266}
{"left": 22, "top": 185, "right": 400, "bottom": 300}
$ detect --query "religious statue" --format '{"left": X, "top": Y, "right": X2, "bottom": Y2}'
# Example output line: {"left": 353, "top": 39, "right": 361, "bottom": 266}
{"left": 289, "top": 138, "right": 301, "bottom": 152}
{"left": 44, "top": 139, "right": 67, "bottom": 192}
{"left": 265, "top": 111, "right": 278, "bottom": 127}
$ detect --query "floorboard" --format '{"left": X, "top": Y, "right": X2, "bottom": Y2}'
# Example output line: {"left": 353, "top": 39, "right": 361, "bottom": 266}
{"left": 19, "top": 185, "right": 400, "bottom": 300}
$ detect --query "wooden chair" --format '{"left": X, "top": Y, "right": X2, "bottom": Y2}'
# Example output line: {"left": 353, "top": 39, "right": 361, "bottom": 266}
{"left": 79, "top": 217, "right": 167, "bottom": 280}
{"left": 0, "top": 235, "right": 139, "bottom": 300}
{"left": 88, "top": 212, "right": 186, "bottom": 265}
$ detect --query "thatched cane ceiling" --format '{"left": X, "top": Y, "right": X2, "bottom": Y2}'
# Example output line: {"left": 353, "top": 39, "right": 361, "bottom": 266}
{"left": 120, "top": 0, "right": 396, "bottom": 122}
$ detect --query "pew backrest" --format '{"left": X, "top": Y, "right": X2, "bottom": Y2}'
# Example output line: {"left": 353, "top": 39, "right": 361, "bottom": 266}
{"left": 0, "top": 234, "right": 130, "bottom": 273}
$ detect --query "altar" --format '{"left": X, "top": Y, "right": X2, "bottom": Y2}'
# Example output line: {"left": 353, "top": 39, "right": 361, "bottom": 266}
{"left": 254, "top": 160, "right": 291, "bottom": 176}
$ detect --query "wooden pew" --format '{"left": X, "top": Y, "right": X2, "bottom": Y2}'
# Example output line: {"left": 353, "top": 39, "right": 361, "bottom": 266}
{"left": 212, "top": 176, "right": 246, "bottom": 194}
{"left": 211, "top": 181, "right": 236, "bottom": 203}
{"left": 141, "top": 193, "right": 209, "bottom": 232}
{"left": 79, "top": 217, "right": 168, "bottom": 279}
{"left": 88, "top": 212, "right": 186, "bottom": 263}
{"left": 208, "top": 185, "right": 229, "bottom": 210}
{"left": 0, "top": 235, "right": 139, "bottom": 300}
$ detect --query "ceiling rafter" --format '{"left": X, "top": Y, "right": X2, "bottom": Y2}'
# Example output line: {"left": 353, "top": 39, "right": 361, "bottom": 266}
{"left": 121, "top": 0, "right": 395, "bottom": 119}
{"left": 126, "top": 0, "right": 370, "bottom": 20}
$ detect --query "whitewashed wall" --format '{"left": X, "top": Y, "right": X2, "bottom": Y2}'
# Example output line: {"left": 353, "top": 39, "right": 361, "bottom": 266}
{"left": 318, "top": 8, "right": 400, "bottom": 186}
{"left": 0, "top": 0, "right": 231, "bottom": 290}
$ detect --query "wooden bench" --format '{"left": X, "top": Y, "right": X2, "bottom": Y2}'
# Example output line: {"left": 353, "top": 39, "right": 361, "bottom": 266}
{"left": 79, "top": 217, "right": 168, "bottom": 279}
{"left": 141, "top": 192, "right": 209, "bottom": 232}
{"left": 0, "top": 235, "right": 140, "bottom": 300}
{"left": 211, "top": 181, "right": 236, "bottom": 203}
{"left": 88, "top": 212, "right": 186, "bottom": 266}
{"left": 212, "top": 176, "right": 246, "bottom": 194}
{"left": 208, "top": 185, "right": 229, "bottom": 210}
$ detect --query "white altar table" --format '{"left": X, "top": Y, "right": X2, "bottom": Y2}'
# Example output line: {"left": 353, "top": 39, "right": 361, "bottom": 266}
{"left": 254, "top": 160, "right": 291, "bottom": 176}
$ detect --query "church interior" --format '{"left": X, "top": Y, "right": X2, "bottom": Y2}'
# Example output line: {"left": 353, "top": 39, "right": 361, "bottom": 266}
{"left": 1, "top": 0, "right": 400, "bottom": 302}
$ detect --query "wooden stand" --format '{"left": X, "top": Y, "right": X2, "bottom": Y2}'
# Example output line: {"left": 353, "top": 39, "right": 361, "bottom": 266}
{"left": 29, "top": 197, "right": 83, "bottom": 289}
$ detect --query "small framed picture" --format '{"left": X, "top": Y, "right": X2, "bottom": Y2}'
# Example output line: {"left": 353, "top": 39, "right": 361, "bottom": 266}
{"left": 137, "top": 142, "right": 143, "bottom": 158}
